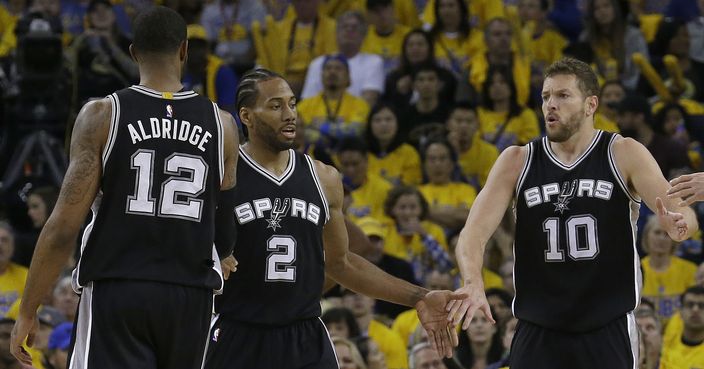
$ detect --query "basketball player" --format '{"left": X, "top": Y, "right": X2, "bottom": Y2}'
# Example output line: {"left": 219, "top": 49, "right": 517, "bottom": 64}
{"left": 10, "top": 7, "right": 238, "bottom": 369}
{"left": 204, "top": 69, "right": 463, "bottom": 369}
{"left": 447, "top": 58, "right": 699, "bottom": 369}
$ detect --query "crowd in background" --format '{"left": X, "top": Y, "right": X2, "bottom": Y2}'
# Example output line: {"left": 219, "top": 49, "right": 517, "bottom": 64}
{"left": 0, "top": 0, "right": 703, "bottom": 368}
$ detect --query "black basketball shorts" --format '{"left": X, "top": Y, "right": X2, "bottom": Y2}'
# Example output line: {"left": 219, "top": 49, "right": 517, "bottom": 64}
{"left": 67, "top": 279, "right": 213, "bottom": 369}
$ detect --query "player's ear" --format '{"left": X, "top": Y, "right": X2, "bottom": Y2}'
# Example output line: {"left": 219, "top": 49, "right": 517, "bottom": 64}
{"left": 239, "top": 107, "right": 251, "bottom": 126}
{"left": 129, "top": 44, "right": 138, "bottom": 63}
{"left": 585, "top": 95, "right": 598, "bottom": 117}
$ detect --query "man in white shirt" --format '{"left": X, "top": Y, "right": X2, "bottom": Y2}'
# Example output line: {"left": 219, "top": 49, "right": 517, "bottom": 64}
{"left": 301, "top": 10, "right": 384, "bottom": 106}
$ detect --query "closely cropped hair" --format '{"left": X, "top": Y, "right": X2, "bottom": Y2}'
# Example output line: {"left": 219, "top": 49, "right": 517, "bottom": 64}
{"left": 132, "top": 6, "right": 187, "bottom": 55}
{"left": 384, "top": 185, "right": 429, "bottom": 220}
{"left": 681, "top": 285, "right": 704, "bottom": 304}
{"left": 544, "top": 57, "right": 600, "bottom": 98}
{"left": 337, "top": 137, "right": 368, "bottom": 156}
{"left": 337, "top": 10, "right": 367, "bottom": 35}
{"left": 236, "top": 68, "right": 284, "bottom": 112}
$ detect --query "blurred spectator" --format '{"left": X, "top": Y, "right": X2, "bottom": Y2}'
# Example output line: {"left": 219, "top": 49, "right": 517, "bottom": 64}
{"left": 400, "top": 63, "right": 451, "bottom": 145}
{"left": 485, "top": 288, "right": 512, "bottom": 327}
{"left": 382, "top": 29, "right": 457, "bottom": 110}
{"left": 467, "top": 18, "right": 532, "bottom": 107}
{"left": 547, "top": 0, "right": 582, "bottom": 42}
{"left": 51, "top": 276, "right": 78, "bottom": 322}
{"left": 69, "top": 0, "right": 137, "bottom": 110}
{"left": 697, "top": 262, "right": 704, "bottom": 286}
{"left": 355, "top": 216, "right": 417, "bottom": 320}
{"left": 420, "top": 0, "right": 505, "bottom": 33}
{"left": 59, "top": 0, "right": 132, "bottom": 44}
{"left": 333, "top": 336, "right": 370, "bottom": 369}
{"left": 652, "top": 103, "right": 703, "bottom": 176}
{"left": 322, "top": 306, "right": 362, "bottom": 339}
{"left": 365, "top": 103, "right": 423, "bottom": 186}
{"left": 427, "top": 0, "right": 482, "bottom": 77}
{"left": 165, "top": 0, "right": 203, "bottom": 24}
{"left": 649, "top": 18, "right": 704, "bottom": 102}
{"left": 635, "top": 307, "right": 663, "bottom": 369}
{"left": 342, "top": 290, "right": 408, "bottom": 368}
{"left": 409, "top": 341, "right": 447, "bottom": 369}
{"left": 455, "top": 307, "right": 503, "bottom": 369}
{"left": 302, "top": 11, "right": 384, "bottom": 106}
{"left": 43, "top": 322, "right": 72, "bottom": 369}
{"left": 486, "top": 316, "right": 517, "bottom": 369}
{"left": 362, "top": 0, "right": 411, "bottom": 73}
{"left": 258, "top": 0, "right": 337, "bottom": 95}
{"left": 0, "top": 221, "right": 27, "bottom": 318}
{"left": 498, "top": 258, "right": 514, "bottom": 297}
{"left": 477, "top": 64, "right": 540, "bottom": 151}
{"left": 445, "top": 102, "right": 499, "bottom": 188}
{"left": 596, "top": 80, "right": 625, "bottom": 132}
{"left": 298, "top": 54, "right": 369, "bottom": 150}
{"left": 640, "top": 215, "right": 698, "bottom": 321}
{"left": 338, "top": 138, "right": 393, "bottom": 222}
{"left": 13, "top": 185, "right": 57, "bottom": 267}
{"left": 659, "top": 286, "right": 704, "bottom": 368}
{"left": 354, "top": 335, "right": 388, "bottom": 369}
{"left": 382, "top": 185, "right": 452, "bottom": 283}
{"left": 182, "top": 24, "right": 238, "bottom": 113}
{"left": 0, "top": 0, "right": 26, "bottom": 57}
{"left": 517, "top": 0, "right": 568, "bottom": 70}
{"left": 579, "top": 0, "right": 649, "bottom": 90}
{"left": 0, "top": 318, "right": 20, "bottom": 369}
{"left": 418, "top": 139, "right": 476, "bottom": 232}
{"left": 13, "top": 0, "right": 62, "bottom": 39}
{"left": 687, "top": 0, "right": 704, "bottom": 101}
{"left": 616, "top": 94, "right": 691, "bottom": 178}
{"left": 200, "top": 0, "right": 266, "bottom": 70}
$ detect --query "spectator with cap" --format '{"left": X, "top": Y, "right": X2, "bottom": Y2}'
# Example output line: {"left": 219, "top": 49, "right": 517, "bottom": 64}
{"left": 302, "top": 10, "right": 384, "bottom": 107}
{"left": 616, "top": 93, "right": 691, "bottom": 179}
{"left": 0, "top": 221, "right": 27, "bottom": 319}
{"left": 297, "top": 54, "right": 370, "bottom": 151}
{"left": 182, "top": 24, "right": 238, "bottom": 113}
{"left": 43, "top": 322, "right": 72, "bottom": 369}
{"left": 356, "top": 216, "right": 417, "bottom": 320}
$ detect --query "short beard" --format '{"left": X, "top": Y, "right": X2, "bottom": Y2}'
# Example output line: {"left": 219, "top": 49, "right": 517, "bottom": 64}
{"left": 252, "top": 116, "right": 295, "bottom": 152}
{"left": 547, "top": 109, "right": 583, "bottom": 143}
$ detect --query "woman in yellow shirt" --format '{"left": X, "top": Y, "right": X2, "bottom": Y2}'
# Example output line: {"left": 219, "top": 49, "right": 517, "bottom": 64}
{"left": 428, "top": 0, "right": 482, "bottom": 77}
{"left": 418, "top": 139, "right": 477, "bottom": 233}
{"left": 640, "top": 216, "right": 698, "bottom": 321}
{"left": 478, "top": 65, "right": 540, "bottom": 151}
{"left": 365, "top": 103, "right": 422, "bottom": 186}
{"left": 382, "top": 186, "right": 452, "bottom": 284}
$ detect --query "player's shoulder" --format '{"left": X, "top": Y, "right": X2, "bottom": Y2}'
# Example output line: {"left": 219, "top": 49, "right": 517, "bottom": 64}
{"left": 310, "top": 158, "right": 340, "bottom": 183}
{"left": 609, "top": 135, "right": 649, "bottom": 160}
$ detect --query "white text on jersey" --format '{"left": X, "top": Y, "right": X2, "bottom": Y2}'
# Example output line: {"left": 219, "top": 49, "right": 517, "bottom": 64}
{"left": 235, "top": 198, "right": 321, "bottom": 226}
{"left": 523, "top": 179, "right": 614, "bottom": 208}
{"left": 127, "top": 118, "right": 213, "bottom": 152}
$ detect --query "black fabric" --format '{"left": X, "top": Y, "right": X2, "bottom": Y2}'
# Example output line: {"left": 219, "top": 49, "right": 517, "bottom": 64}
{"left": 509, "top": 316, "right": 635, "bottom": 369}
{"left": 204, "top": 316, "right": 338, "bottom": 369}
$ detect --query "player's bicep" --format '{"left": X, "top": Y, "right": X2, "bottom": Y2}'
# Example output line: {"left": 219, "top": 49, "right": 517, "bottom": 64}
{"left": 220, "top": 110, "right": 239, "bottom": 190}
{"left": 317, "top": 163, "right": 350, "bottom": 271}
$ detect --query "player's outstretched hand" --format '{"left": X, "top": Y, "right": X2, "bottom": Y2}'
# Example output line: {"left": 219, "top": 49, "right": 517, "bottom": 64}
{"left": 220, "top": 254, "right": 238, "bottom": 280}
{"left": 446, "top": 283, "right": 495, "bottom": 331}
{"left": 10, "top": 312, "right": 38, "bottom": 366}
{"left": 668, "top": 172, "right": 704, "bottom": 206}
{"left": 655, "top": 197, "right": 688, "bottom": 242}
{"left": 415, "top": 290, "right": 467, "bottom": 358}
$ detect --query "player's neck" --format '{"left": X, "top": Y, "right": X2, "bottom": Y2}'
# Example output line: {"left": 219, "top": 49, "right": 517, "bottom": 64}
{"left": 138, "top": 75, "right": 184, "bottom": 93}
{"left": 648, "top": 253, "right": 671, "bottom": 271}
{"left": 138, "top": 62, "right": 184, "bottom": 93}
{"left": 243, "top": 141, "right": 290, "bottom": 175}
{"left": 549, "top": 127, "right": 598, "bottom": 165}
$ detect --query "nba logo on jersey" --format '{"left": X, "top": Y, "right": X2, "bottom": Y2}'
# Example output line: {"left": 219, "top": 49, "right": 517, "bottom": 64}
{"left": 166, "top": 105, "right": 173, "bottom": 118}
{"left": 212, "top": 328, "right": 220, "bottom": 342}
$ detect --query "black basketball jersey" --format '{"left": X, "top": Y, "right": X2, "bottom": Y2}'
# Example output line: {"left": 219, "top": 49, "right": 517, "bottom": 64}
{"left": 74, "top": 85, "right": 225, "bottom": 291}
{"left": 514, "top": 131, "right": 642, "bottom": 332}
{"left": 215, "top": 147, "right": 328, "bottom": 325}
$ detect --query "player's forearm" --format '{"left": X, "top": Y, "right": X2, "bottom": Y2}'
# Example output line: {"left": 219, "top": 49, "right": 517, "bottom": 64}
{"left": 19, "top": 220, "right": 78, "bottom": 317}
{"left": 327, "top": 252, "right": 428, "bottom": 307}
{"left": 455, "top": 225, "right": 488, "bottom": 286}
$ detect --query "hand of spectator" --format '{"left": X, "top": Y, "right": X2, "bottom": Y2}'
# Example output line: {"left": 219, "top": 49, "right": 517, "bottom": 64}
{"left": 399, "top": 218, "right": 426, "bottom": 236}
{"left": 446, "top": 283, "right": 495, "bottom": 330}
{"left": 220, "top": 254, "right": 238, "bottom": 280}
{"left": 415, "top": 290, "right": 467, "bottom": 358}
{"left": 668, "top": 172, "right": 704, "bottom": 206}
{"left": 655, "top": 197, "right": 689, "bottom": 242}
{"left": 10, "top": 312, "right": 39, "bottom": 366}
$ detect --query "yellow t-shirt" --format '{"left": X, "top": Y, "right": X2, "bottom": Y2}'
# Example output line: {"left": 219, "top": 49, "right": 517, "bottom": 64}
{"left": 272, "top": 15, "right": 338, "bottom": 81}
{"left": 0, "top": 4, "right": 18, "bottom": 57}
{"left": 347, "top": 173, "right": 394, "bottom": 221}
{"left": 421, "top": 0, "right": 505, "bottom": 29}
{"left": 391, "top": 309, "right": 420, "bottom": 347}
{"left": 434, "top": 31, "right": 483, "bottom": 75}
{"left": 483, "top": 268, "right": 504, "bottom": 290}
{"left": 367, "top": 144, "right": 422, "bottom": 186}
{"left": 660, "top": 334, "right": 704, "bottom": 369}
{"left": 528, "top": 28, "right": 568, "bottom": 68}
{"left": 369, "top": 319, "right": 408, "bottom": 369}
{"left": 468, "top": 52, "right": 532, "bottom": 107}
{"left": 0, "top": 263, "right": 27, "bottom": 318}
{"left": 641, "top": 256, "right": 698, "bottom": 319}
{"left": 594, "top": 113, "right": 620, "bottom": 133}
{"left": 457, "top": 134, "right": 499, "bottom": 188}
{"left": 382, "top": 220, "right": 448, "bottom": 261}
{"left": 663, "top": 312, "right": 684, "bottom": 349}
{"left": 419, "top": 182, "right": 477, "bottom": 210}
{"left": 362, "top": 24, "right": 410, "bottom": 72}
{"left": 477, "top": 107, "right": 540, "bottom": 151}
{"left": 297, "top": 92, "right": 370, "bottom": 142}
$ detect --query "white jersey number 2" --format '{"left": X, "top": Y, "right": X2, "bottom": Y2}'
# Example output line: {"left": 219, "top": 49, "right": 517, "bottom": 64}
{"left": 126, "top": 149, "right": 208, "bottom": 221}
{"left": 266, "top": 236, "right": 297, "bottom": 282}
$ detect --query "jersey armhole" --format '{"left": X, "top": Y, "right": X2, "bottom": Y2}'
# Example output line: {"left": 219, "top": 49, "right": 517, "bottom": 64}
{"left": 607, "top": 134, "right": 641, "bottom": 204}
{"left": 305, "top": 155, "right": 331, "bottom": 224}
{"left": 212, "top": 102, "right": 225, "bottom": 186}
{"left": 514, "top": 142, "right": 534, "bottom": 197}
{"left": 101, "top": 93, "right": 120, "bottom": 170}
